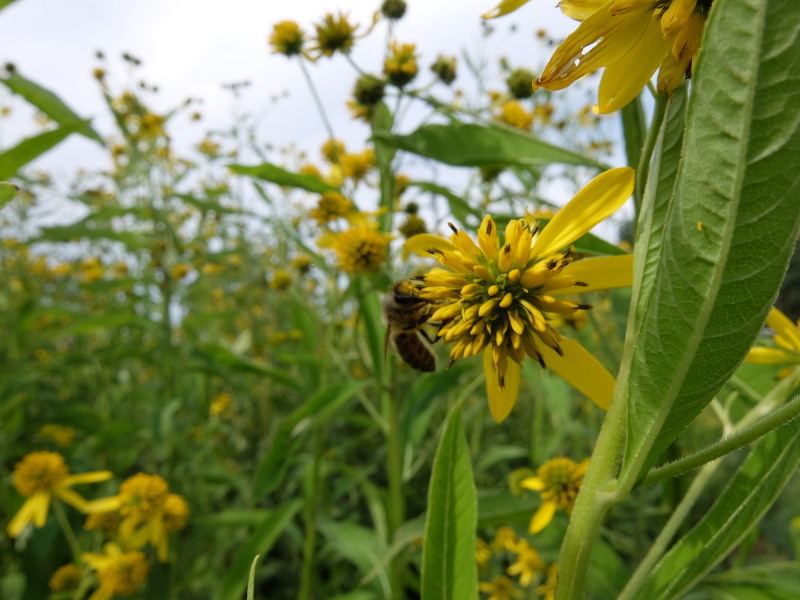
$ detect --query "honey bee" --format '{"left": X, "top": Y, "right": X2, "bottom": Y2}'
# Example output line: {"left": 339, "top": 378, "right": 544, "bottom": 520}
{"left": 383, "top": 278, "right": 440, "bottom": 372}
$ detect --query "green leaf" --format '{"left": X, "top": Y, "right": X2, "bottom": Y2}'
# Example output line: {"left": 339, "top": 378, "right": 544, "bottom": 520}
{"left": 375, "top": 123, "right": 607, "bottom": 169}
{"left": 246, "top": 554, "right": 260, "bottom": 600}
{"left": 0, "top": 181, "right": 18, "bottom": 208}
{"left": 409, "top": 181, "right": 482, "bottom": 224}
{"left": 253, "top": 381, "right": 366, "bottom": 496}
{"left": 620, "top": 96, "right": 646, "bottom": 175}
{"left": 217, "top": 500, "right": 302, "bottom": 600}
{"left": 0, "top": 0, "right": 19, "bottom": 11}
{"left": 633, "top": 417, "right": 800, "bottom": 599}
{"left": 35, "top": 222, "right": 149, "bottom": 250}
{"left": 229, "top": 162, "right": 340, "bottom": 194}
{"left": 0, "top": 122, "right": 85, "bottom": 179}
{"left": 192, "top": 343, "right": 300, "bottom": 390}
{"left": 620, "top": 0, "right": 800, "bottom": 483}
{"left": 1, "top": 73, "right": 103, "bottom": 144}
{"left": 421, "top": 405, "right": 477, "bottom": 600}
{"left": 318, "top": 520, "right": 389, "bottom": 596}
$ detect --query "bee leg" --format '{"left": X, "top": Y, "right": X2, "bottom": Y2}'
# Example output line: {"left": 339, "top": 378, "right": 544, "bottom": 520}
{"left": 418, "top": 328, "right": 440, "bottom": 345}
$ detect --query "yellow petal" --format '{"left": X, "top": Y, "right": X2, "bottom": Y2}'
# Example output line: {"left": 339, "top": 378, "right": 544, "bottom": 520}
{"left": 559, "top": 0, "right": 607, "bottom": 21}
{"left": 402, "top": 233, "right": 455, "bottom": 259}
{"left": 56, "top": 487, "right": 90, "bottom": 512}
{"left": 7, "top": 496, "right": 45, "bottom": 537}
{"left": 529, "top": 501, "right": 558, "bottom": 534}
{"left": 482, "top": 0, "right": 531, "bottom": 19}
{"left": 536, "top": 3, "right": 641, "bottom": 92}
{"left": 551, "top": 254, "right": 634, "bottom": 295}
{"left": 63, "top": 471, "right": 113, "bottom": 486}
{"left": 657, "top": 50, "right": 691, "bottom": 94}
{"left": 596, "top": 12, "right": 670, "bottom": 113}
{"left": 539, "top": 337, "right": 614, "bottom": 410}
{"left": 745, "top": 347, "right": 791, "bottom": 365}
{"left": 766, "top": 307, "right": 800, "bottom": 352}
{"left": 84, "top": 496, "right": 124, "bottom": 513}
{"left": 532, "top": 168, "right": 634, "bottom": 258}
{"left": 484, "top": 349, "right": 521, "bottom": 423}
{"left": 520, "top": 476, "right": 545, "bottom": 491}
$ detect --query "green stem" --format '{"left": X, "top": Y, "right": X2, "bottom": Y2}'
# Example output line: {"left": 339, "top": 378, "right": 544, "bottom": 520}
{"left": 555, "top": 382, "right": 629, "bottom": 599}
{"left": 619, "top": 460, "right": 720, "bottom": 600}
{"left": 298, "top": 426, "right": 324, "bottom": 600}
{"left": 385, "top": 387, "right": 405, "bottom": 600}
{"left": 640, "top": 376, "right": 800, "bottom": 488}
{"left": 52, "top": 498, "right": 83, "bottom": 564}
{"left": 635, "top": 92, "right": 670, "bottom": 216}
{"left": 297, "top": 58, "right": 339, "bottom": 152}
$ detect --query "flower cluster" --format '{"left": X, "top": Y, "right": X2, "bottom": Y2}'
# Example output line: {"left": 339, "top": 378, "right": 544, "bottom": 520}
{"left": 477, "top": 526, "right": 557, "bottom": 599}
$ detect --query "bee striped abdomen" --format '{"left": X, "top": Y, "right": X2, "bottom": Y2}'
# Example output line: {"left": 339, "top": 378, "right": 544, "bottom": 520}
{"left": 393, "top": 331, "right": 436, "bottom": 372}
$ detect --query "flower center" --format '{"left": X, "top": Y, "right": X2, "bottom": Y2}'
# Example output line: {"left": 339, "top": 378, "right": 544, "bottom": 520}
{"left": 12, "top": 451, "right": 69, "bottom": 496}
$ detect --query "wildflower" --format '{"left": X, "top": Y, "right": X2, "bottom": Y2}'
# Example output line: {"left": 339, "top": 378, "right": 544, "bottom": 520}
{"left": 310, "top": 191, "right": 353, "bottom": 226}
{"left": 85, "top": 510, "right": 122, "bottom": 533}
{"left": 321, "top": 138, "right": 346, "bottom": 164}
{"left": 404, "top": 168, "right": 634, "bottom": 422}
{"left": 209, "top": 392, "right": 232, "bottom": 416}
{"left": 384, "top": 42, "right": 419, "bottom": 88}
{"left": 162, "top": 493, "right": 190, "bottom": 532}
{"left": 399, "top": 214, "right": 428, "bottom": 239}
{"left": 170, "top": 263, "right": 190, "bottom": 280}
{"left": 349, "top": 74, "right": 386, "bottom": 122}
{"left": 395, "top": 174, "right": 412, "bottom": 198}
{"left": 521, "top": 457, "right": 590, "bottom": 534}
{"left": 329, "top": 221, "right": 393, "bottom": 274}
{"left": 342, "top": 149, "right": 375, "bottom": 183}
{"left": 491, "top": 526, "right": 524, "bottom": 553}
{"left": 745, "top": 307, "right": 800, "bottom": 377}
{"left": 508, "top": 467, "right": 536, "bottom": 496}
{"left": 431, "top": 54, "right": 458, "bottom": 85}
{"left": 506, "top": 67, "right": 535, "bottom": 99}
{"left": 7, "top": 452, "right": 115, "bottom": 538}
{"left": 138, "top": 113, "right": 165, "bottom": 138}
{"left": 270, "top": 269, "right": 293, "bottom": 290}
{"left": 506, "top": 541, "right": 544, "bottom": 587}
{"left": 381, "top": 0, "right": 407, "bottom": 20}
{"left": 476, "top": 538, "right": 492, "bottom": 571}
{"left": 529, "top": 0, "right": 711, "bottom": 113}
{"left": 495, "top": 100, "right": 533, "bottom": 130}
{"left": 114, "top": 473, "right": 174, "bottom": 561}
{"left": 537, "top": 564, "right": 559, "bottom": 600}
{"left": 312, "top": 12, "right": 358, "bottom": 57}
{"left": 38, "top": 423, "right": 76, "bottom": 447}
{"left": 269, "top": 20, "right": 306, "bottom": 57}
{"left": 82, "top": 543, "right": 148, "bottom": 600}
{"left": 197, "top": 138, "right": 220, "bottom": 157}
{"left": 50, "top": 564, "right": 84, "bottom": 592}
{"left": 479, "top": 575, "right": 524, "bottom": 600}
{"left": 291, "top": 253, "right": 314, "bottom": 274}
{"left": 298, "top": 163, "right": 323, "bottom": 179}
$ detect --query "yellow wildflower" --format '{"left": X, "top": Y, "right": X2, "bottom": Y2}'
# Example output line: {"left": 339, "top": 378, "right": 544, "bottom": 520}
{"left": 162, "top": 493, "right": 190, "bottom": 532}
{"left": 745, "top": 307, "right": 800, "bottom": 377}
{"left": 269, "top": 20, "right": 306, "bottom": 57}
{"left": 506, "top": 67, "right": 535, "bottom": 99}
{"left": 330, "top": 221, "right": 393, "bottom": 274}
{"left": 270, "top": 269, "right": 293, "bottom": 291}
{"left": 537, "top": 564, "right": 559, "bottom": 600}
{"left": 495, "top": 100, "right": 533, "bottom": 130}
{"left": 291, "top": 253, "right": 314, "bottom": 274}
{"left": 209, "top": 392, "right": 232, "bottom": 416}
{"left": 431, "top": 54, "right": 457, "bottom": 85}
{"left": 342, "top": 149, "right": 375, "bottom": 183}
{"left": 38, "top": 424, "right": 76, "bottom": 447}
{"left": 8, "top": 452, "right": 115, "bottom": 538}
{"left": 506, "top": 540, "right": 544, "bottom": 587}
{"left": 49, "top": 564, "right": 84, "bottom": 592}
{"left": 321, "top": 138, "right": 346, "bottom": 164}
{"left": 384, "top": 42, "right": 419, "bottom": 88}
{"left": 310, "top": 191, "right": 353, "bottom": 226}
{"left": 476, "top": 538, "right": 492, "bottom": 571}
{"left": 85, "top": 510, "right": 122, "bottom": 533}
{"left": 82, "top": 543, "right": 148, "bottom": 600}
{"left": 404, "top": 168, "right": 634, "bottom": 422}
{"left": 491, "top": 525, "right": 525, "bottom": 553}
{"left": 479, "top": 575, "right": 524, "bottom": 600}
{"left": 312, "top": 12, "right": 358, "bottom": 57}
{"left": 521, "top": 457, "right": 590, "bottom": 534}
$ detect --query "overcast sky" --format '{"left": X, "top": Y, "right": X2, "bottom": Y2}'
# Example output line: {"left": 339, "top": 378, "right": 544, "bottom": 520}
{"left": 1, "top": 0, "right": 579, "bottom": 176}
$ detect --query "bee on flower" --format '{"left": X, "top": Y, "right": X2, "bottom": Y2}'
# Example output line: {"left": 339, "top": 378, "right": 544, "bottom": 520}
{"left": 403, "top": 168, "right": 634, "bottom": 421}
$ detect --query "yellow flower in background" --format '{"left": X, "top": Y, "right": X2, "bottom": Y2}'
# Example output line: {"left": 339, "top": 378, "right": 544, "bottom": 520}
{"left": 491, "top": 525, "right": 526, "bottom": 553}
{"left": 404, "top": 168, "right": 634, "bottom": 422}
{"left": 479, "top": 575, "right": 525, "bottom": 600}
{"left": 484, "top": 0, "right": 711, "bottom": 113}
{"left": 324, "top": 220, "right": 393, "bottom": 275}
{"left": 269, "top": 20, "right": 306, "bottom": 57}
{"left": 506, "top": 540, "right": 544, "bottom": 587}
{"left": 341, "top": 149, "right": 375, "bottom": 183}
{"left": 310, "top": 191, "right": 354, "bottom": 226}
{"left": 537, "top": 564, "right": 559, "bottom": 600}
{"left": 384, "top": 41, "right": 419, "bottom": 88}
{"left": 162, "top": 493, "right": 190, "bottom": 532}
{"left": 210, "top": 392, "right": 232, "bottom": 416}
{"left": 312, "top": 12, "right": 359, "bottom": 57}
{"left": 745, "top": 307, "right": 800, "bottom": 377}
{"left": 49, "top": 564, "right": 84, "bottom": 593}
{"left": 38, "top": 423, "right": 77, "bottom": 447}
{"left": 521, "top": 457, "right": 590, "bottom": 534}
{"left": 495, "top": 100, "right": 533, "bottom": 130}
{"left": 476, "top": 538, "right": 493, "bottom": 570}
{"left": 321, "top": 138, "right": 346, "bottom": 164}
{"left": 82, "top": 543, "right": 148, "bottom": 600}
{"left": 7, "top": 451, "right": 116, "bottom": 538}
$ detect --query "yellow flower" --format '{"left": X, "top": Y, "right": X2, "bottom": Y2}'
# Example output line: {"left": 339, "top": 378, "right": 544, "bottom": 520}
{"left": 327, "top": 221, "right": 393, "bottom": 275}
{"left": 269, "top": 20, "right": 306, "bottom": 57}
{"left": 431, "top": 54, "right": 457, "bottom": 85}
{"left": 38, "top": 423, "right": 76, "bottom": 447}
{"left": 82, "top": 543, "right": 148, "bottom": 600}
{"left": 162, "top": 493, "right": 190, "bottom": 532}
{"left": 521, "top": 457, "right": 590, "bottom": 534}
{"left": 270, "top": 269, "right": 293, "bottom": 291}
{"left": 745, "top": 307, "right": 800, "bottom": 376}
{"left": 506, "top": 540, "right": 544, "bottom": 587}
{"left": 476, "top": 538, "right": 492, "bottom": 571}
{"left": 491, "top": 525, "right": 525, "bottom": 553}
{"left": 495, "top": 100, "right": 533, "bottom": 130}
{"left": 49, "top": 564, "right": 84, "bottom": 592}
{"left": 321, "top": 138, "right": 346, "bottom": 163}
{"left": 403, "top": 168, "right": 634, "bottom": 422}
{"left": 342, "top": 149, "right": 375, "bottom": 183}
{"left": 310, "top": 191, "right": 354, "bottom": 226}
{"left": 537, "top": 564, "right": 559, "bottom": 600}
{"left": 384, "top": 42, "right": 419, "bottom": 88}
{"left": 85, "top": 510, "right": 122, "bottom": 533}
{"left": 479, "top": 575, "right": 524, "bottom": 600}
{"left": 485, "top": 0, "right": 710, "bottom": 113}
{"left": 210, "top": 392, "right": 232, "bottom": 416}
{"left": 7, "top": 452, "right": 115, "bottom": 538}
{"left": 312, "top": 12, "right": 359, "bottom": 57}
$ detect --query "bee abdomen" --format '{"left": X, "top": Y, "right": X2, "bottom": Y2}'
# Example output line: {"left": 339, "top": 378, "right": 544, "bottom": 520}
{"left": 394, "top": 332, "right": 435, "bottom": 372}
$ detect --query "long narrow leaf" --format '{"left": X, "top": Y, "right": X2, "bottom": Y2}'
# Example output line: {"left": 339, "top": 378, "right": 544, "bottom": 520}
{"left": 0, "top": 123, "right": 84, "bottom": 179}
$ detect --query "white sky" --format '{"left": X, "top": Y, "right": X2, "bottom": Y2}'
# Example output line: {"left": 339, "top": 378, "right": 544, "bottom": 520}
{"left": 1, "top": 0, "right": 576, "bottom": 174}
